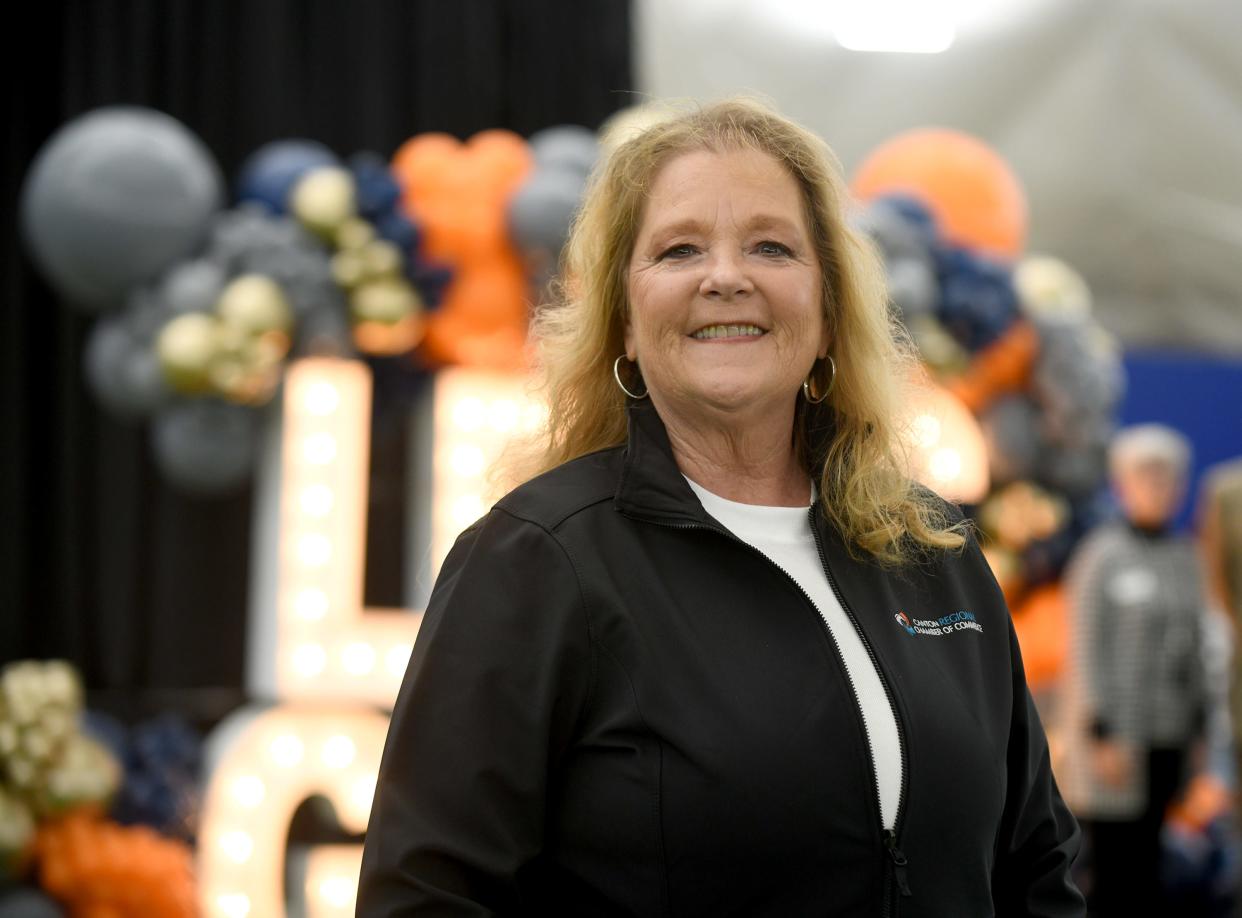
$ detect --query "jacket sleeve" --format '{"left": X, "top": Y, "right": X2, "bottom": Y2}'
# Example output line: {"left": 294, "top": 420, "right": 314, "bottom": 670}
{"left": 991, "top": 609, "right": 1086, "bottom": 917}
{"left": 356, "top": 508, "right": 593, "bottom": 916}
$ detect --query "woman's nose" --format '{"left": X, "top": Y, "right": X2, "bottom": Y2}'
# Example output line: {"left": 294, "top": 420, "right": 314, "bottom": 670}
{"left": 699, "top": 250, "right": 754, "bottom": 299}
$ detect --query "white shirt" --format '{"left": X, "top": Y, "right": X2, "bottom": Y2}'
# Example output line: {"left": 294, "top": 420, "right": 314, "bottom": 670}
{"left": 686, "top": 477, "right": 904, "bottom": 830}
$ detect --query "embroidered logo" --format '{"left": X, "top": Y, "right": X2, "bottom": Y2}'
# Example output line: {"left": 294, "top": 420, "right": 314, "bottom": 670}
{"left": 893, "top": 609, "right": 983, "bottom": 637}
{"left": 893, "top": 611, "right": 917, "bottom": 635}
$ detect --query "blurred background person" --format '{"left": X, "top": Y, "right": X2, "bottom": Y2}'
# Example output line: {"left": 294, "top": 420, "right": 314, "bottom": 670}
{"left": 1059, "top": 424, "right": 1210, "bottom": 915}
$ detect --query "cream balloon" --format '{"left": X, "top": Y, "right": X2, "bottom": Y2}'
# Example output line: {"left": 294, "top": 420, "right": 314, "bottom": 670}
{"left": 350, "top": 279, "right": 420, "bottom": 325}
{"left": 156, "top": 312, "right": 220, "bottom": 394}
{"left": 217, "top": 274, "right": 293, "bottom": 337}
{"left": 1014, "top": 256, "right": 1093, "bottom": 321}
{"left": 291, "top": 166, "right": 357, "bottom": 237}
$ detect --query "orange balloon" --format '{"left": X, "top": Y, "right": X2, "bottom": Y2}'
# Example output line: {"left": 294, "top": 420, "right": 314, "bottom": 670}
{"left": 946, "top": 319, "right": 1039, "bottom": 413}
{"left": 391, "top": 132, "right": 461, "bottom": 194}
{"left": 852, "top": 128, "right": 1027, "bottom": 259}
{"left": 420, "top": 260, "right": 531, "bottom": 370}
{"left": 392, "top": 129, "right": 535, "bottom": 369}
{"left": 33, "top": 810, "right": 196, "bottom": 917}
{"left": 1011, "top": 582, "right": 1069, "bottom": 689}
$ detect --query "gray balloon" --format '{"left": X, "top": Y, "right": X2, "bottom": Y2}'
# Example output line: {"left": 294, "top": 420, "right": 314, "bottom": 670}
{"left": 855, "top": 200, "right": 935, "bottom": 265}
{"left": 855, "top": 201, "right": 938, "bottom": 322}
{"left": 294, "top": 302, "right": 353, "bottom": 357}
{"left": 507, "top": 169, "right": 586, "bottom": 257}
{"left": 0, "top": 887, "right": 65, "bottom": 917}
{"left": 122, "top": 284, "right": 169, "bottom": 341}
{"left": 152, "top": 399, "right": 258, "bottom": 496}
{"left": 885, "top": 257, "right": 938, "bottom": 321}
{"left": 160, "top": 258, "right": 228, "bottom": 315}
{"left": 529, "top": 125, "right": 599, "bottom": 178}
{"left": 1032, "top": 316, "right": 1124, "bottom": 442}
{"left": 1040, "top": 443, "right": 1109, "bottom": 498}
{"left": 84, "top": 318, "right": 172, "bottom": 419}
{"left": 981, "top": 395, "right": 1044, "bottom": 484}
{"left": 20, "top": 106, "right": 224, "bottom": 311}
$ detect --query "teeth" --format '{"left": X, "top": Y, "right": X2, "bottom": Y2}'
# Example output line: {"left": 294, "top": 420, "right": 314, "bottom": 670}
{"left": 691, "top": 324, "right": 765, "bottom": 339}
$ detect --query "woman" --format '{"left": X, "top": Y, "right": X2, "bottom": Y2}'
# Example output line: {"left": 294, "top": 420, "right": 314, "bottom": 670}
{"left": 357, "top": 99, "right": 1083, "bottom": 916}
{"left": 1059, "top": 425, "right": 1208, "bottom": 915}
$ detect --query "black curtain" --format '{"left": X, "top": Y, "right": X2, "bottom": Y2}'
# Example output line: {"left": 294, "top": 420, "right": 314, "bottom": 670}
{"left": 2, "top": 0, "right": 633, "bottom": 725}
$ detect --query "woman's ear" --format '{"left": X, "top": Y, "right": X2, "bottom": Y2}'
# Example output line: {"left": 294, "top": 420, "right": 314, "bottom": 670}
{"left": 818, "top": 325, "right": 832, "bottom": 360}
{"left": 623, "top": 316, "right": 638, "bottom": 361}
{"left": 817, "top": 297, "right": 833, "bottom": 359}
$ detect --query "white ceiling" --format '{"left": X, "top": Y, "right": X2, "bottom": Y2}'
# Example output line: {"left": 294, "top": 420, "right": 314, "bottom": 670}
{"left": 635, "top": 0, "right": 1242, "bottom": 355}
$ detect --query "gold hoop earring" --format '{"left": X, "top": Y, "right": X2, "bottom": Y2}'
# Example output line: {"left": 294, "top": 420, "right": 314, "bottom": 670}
{"left": 802, "top": 355, "right": 835, "bottom": 404}
{"left": 613, "top": 355, "right": 649, "bottom": 400}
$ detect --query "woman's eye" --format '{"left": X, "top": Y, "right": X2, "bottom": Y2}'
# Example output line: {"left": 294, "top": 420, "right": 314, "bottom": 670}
{"left": 757, "top": 241, "right": 792, "bottom": 256}
{"left": 660, "top": 244, "right": 697, "bottom": 259}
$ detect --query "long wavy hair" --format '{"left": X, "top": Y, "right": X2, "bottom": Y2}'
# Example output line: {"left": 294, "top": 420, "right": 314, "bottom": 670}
{"left": 505, "top": 97, "right": 966, "bottom": 564}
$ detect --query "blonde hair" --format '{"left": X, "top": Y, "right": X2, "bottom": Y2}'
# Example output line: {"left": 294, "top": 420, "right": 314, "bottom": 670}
{"left": 1197, "top": 459, "right": 1242, "bottom": 617}
{"left": 507, "top": 97, "right": 966, "bottom": 564}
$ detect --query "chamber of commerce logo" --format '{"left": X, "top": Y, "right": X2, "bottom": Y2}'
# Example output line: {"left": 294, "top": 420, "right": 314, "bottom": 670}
{"left": 893, "top": 609, "right": 982, "bottom": 637}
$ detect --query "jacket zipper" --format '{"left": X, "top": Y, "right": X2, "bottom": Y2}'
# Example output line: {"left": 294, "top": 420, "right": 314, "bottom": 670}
{"left": 806, "top": 509, "right": 912, "bottom": 915}
{"left": 636, "top": 513, "right": 911, "bottom": 913}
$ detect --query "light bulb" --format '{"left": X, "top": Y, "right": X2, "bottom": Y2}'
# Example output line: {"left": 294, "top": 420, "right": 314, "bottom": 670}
{"left": 321, "top": 734, "right": 356, "bottom": 769}
{"left": 300, "top": 484, "right": 335, "bottom": 517}
{"left": 292, "top": 644, "right": 327, "bottom": 677}
{"left": 230, "top": 775, "right": 265, "bottom": 808}
{"left": 342, "top": 642, "right": 376, "bottom": 676}
{"left": 451, "top": 397, "right": 485, "bottom": 432}
{"left": 297, "top": 534, "right": 332, "bottom": 567}
{"left": 270, "top": 733, "right": 305, "bottom": 768}
{"left": 216, "top": 893, "right": 251, "bottom": 918}
{"left": 219, "top": 830, "right": 254, "bottom": 864}
{"left": 303, "top": 433, "right": 338, "bottom": 464}
{"left": 304, "top": 381, "right": 341, "bottom": 416}
{"left": 293, "top": 589, "right": 329, "bottom": 621}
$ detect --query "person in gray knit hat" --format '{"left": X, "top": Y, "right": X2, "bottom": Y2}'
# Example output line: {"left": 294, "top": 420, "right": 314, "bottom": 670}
{"left": 1059, "top": 423, "right": 1209, "bottom": 916}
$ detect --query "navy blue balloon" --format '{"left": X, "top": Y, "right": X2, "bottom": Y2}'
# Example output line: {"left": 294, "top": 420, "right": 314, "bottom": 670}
{"left": 1021, "top": 525, "right": 1077, "bottom": 586}
{"left": 874, "top": 194, "right": 941, "bottom": 248}
{"left": 81, "top": 709, "right": 130, "bottom": 762}
{"left": 935, "top": 245, "right": 1019, "bottom": 351}
{"left": 410, "top": 262, "right": 454, "bottom": 311}
{"left": 349, "top": 152, "right": 402, "bottom": 219}
{"left": 107, "top": 715, "right": 204, "bottom": 842}
{"left": 377, "top": 211, "right": 421, "bottom": 253}
{"left": 236, "top": 140, "right": 338, "bottom": 213}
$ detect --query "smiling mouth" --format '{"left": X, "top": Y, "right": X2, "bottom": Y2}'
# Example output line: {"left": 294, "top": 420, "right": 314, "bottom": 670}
{"left": 690, "top": 323, "right": 768, "bottom": 340}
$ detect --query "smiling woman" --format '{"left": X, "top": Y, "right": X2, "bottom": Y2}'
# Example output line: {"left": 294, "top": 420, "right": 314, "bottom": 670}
{"left": 622, "top": 147, "right": 828, "bottom": 501}
{"left": 357, "top": 98, "right": 1086, "bottom": 917}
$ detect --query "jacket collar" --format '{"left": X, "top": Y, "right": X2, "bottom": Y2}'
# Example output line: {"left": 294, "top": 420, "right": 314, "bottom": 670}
{"left": 612, "top": 399, "right": 893, "bottom": 611}
{"left": 613, "top": 400, "right": 716, "bottom": 526}
{"left": 613, "top": 399, "right": 834, "bottom": 532}
{"left": 613, "top": 399, "right": 879, "bottom": 562}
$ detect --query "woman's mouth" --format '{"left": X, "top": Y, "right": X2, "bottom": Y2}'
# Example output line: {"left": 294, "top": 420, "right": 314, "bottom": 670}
{"left": 690, "top": 324, "right": 767, "bottom": 340}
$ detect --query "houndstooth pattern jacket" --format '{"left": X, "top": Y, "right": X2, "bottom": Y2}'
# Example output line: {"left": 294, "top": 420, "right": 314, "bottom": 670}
{"left": 1056, "top": 521, "right": 1208, "bottom": 819}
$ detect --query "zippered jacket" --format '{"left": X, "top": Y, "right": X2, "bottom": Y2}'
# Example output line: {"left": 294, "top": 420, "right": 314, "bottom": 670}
{"left": 357, "top": 402, "right": 1085, "bottom": 917}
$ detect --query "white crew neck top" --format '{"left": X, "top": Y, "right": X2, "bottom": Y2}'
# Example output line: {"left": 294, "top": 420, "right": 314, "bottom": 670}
{"left": 685, "top": 476, "right": 903, "bottom": 830}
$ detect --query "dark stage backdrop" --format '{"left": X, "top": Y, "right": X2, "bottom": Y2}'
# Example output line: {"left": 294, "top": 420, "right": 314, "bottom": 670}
{"left": 2, "top": 0, "right": 633, "bottom": 725}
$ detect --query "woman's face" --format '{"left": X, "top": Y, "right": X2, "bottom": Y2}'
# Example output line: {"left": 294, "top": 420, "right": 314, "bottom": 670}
{"left": 625, "top": 148, "right": 828, "bottom": 422}
{"left": 1115, "top": 459, "right": 1185, "bottom": 528}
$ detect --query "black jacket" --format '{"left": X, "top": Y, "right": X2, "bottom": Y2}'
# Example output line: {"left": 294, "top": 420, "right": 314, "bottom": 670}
{"left": 357, "top": 402, "right": 1084, "bottom": 917}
